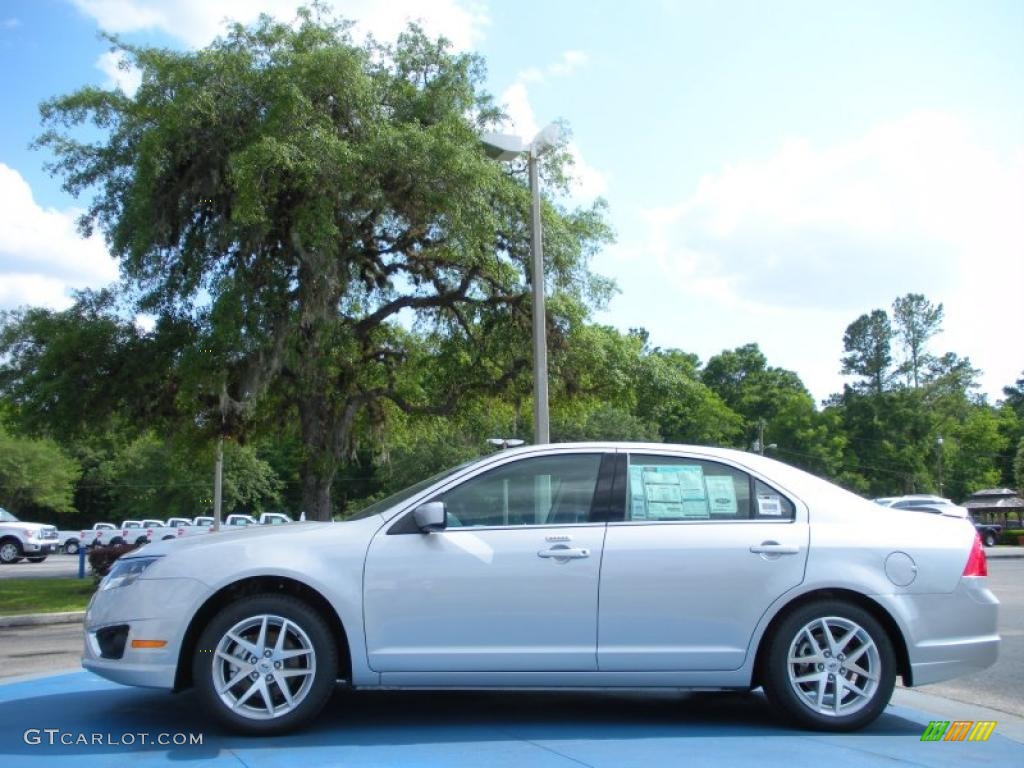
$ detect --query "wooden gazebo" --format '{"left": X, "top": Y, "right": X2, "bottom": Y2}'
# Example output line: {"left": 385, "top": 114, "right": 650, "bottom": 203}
{"left": 963, "top": 488, "right": 1024, "bottom": 529}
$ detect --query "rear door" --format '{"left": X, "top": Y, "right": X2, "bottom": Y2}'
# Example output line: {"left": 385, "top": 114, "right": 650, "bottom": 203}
{"left": 598, "top": 451, "right": 809, "bottom": 671}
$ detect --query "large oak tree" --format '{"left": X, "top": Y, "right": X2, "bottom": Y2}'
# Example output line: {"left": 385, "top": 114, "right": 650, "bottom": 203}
{"left": 34, "top": 10, "right": 612, "bottom": 519}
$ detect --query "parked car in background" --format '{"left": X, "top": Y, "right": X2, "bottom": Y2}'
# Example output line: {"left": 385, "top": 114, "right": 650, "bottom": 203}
{"left": 873, "top": 495, "right": 1002, "bottom": 546}
{"left": 58, "top": 523, "right": 115, "bottom": 554}
{"left": 83, "top": 443, "right": 998, "bottom": 735}
{"left": 0, "top": 507, "right": 60, "bottom": 564}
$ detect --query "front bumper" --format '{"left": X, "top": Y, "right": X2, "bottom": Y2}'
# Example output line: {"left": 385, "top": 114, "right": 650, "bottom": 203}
{"left": 23, "top": 539, "right": 58, "bottom": 555}
{"left": 82, "top": 576, "right": 210, "bottom": 690}
{"left": 876, "top": 575, "right": 1000, "bottom": 686}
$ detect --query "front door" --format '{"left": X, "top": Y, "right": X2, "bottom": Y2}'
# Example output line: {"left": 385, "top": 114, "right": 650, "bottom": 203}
{"left": 364, "top": 451, "right": 608, "bottom": 672}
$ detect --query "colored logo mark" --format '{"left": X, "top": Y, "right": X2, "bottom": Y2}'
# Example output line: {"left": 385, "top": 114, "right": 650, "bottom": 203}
{"left": 920, "top": 720, "right": 996, "bottom": 742}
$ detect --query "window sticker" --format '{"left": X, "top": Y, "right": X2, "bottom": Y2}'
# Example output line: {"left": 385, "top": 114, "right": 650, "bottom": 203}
{"left": 756, "top": 494, "right": 783, "bottom": 516}
{"left": 705, "top": 475, "right": 738, "bottom": 516}
{"left": 631, "top": 463, "right": 709, "bottom": 519}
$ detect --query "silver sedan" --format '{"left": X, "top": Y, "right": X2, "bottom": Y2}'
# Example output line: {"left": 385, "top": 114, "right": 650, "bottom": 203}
{"left": 82, "top": 443, "right": 999, "bottom": 734}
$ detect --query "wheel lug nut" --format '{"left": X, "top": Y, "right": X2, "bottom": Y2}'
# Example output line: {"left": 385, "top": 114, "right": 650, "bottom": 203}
{"left": 250, "top": 671, "right": 259, "bottom": 680}
{"left": 274, "top": 661, "right": 282, "bottom": 669}
{"left": 817, "top": 664, "right": 824, "bottom": 671}
{"left": 264, "top": 649, "right": 272, "bottom": 657}
{"left": 265, "top": 674, "right": 273, "bottom": 681}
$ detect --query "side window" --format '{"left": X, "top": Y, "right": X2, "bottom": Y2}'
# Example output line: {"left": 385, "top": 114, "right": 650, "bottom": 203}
{"left": 626, "top": 455, "right": 795, "bottom": 521}
{"left": 437, "top": 454, "right": 602, "bottom": 528}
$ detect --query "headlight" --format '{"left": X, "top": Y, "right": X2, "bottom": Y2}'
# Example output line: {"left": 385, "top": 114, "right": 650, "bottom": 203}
{"left": 100, "top": 556, "right": 162, "bottom": 591}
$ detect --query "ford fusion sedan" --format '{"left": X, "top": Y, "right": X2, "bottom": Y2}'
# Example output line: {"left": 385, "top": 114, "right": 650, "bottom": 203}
{"left": 82, "top": 443, "right": 999, "bottom": 734}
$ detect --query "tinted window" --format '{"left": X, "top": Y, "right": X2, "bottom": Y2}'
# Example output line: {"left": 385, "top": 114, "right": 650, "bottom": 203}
{"left": 437, "top": 454, "right": 602, "bottom": 528}
{"left": 627, "top": 455, "right": 794, "bottom": 521}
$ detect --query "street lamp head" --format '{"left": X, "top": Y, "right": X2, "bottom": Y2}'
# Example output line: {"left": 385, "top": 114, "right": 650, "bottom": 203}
{"left": 487, "top": 438, "right": 525, "bottom": 449}
{"left": 530, "top": 123, "right": 562, "bottom": 155}
{"left": 480, "top": 132, "right": 527, "bottom": 161}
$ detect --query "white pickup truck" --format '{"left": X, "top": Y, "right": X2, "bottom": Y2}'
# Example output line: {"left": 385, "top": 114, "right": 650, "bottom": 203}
{"left": 157, "top": 512, "right": 293, "bottom": 540}
{"left": 58, "top": 523, "right": 117, "bottom": 554}
{"left": 0, "top": 507, "right": 60, "bottom": 564}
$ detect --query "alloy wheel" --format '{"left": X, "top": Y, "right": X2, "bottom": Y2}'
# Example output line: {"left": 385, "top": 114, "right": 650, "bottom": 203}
{"left": 786, "top": 616, "right": 882, "bottom": 717}
{"left": 211, "top": 613, "right": 317, "bottom": 720}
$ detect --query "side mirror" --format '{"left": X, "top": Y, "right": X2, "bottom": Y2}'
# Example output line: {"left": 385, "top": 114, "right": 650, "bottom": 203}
{"left": 413, "top": 502, "right": 447, "bottom": 533}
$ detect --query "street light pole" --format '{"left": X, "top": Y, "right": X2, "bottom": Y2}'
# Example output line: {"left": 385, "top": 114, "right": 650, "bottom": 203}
{"left": 480, "top": 125, "right": 560, "bottom": 445}
{"left": 528, "top": 147, "right": 549, "bottom": 444}
{"left": 936, "top": 435, "right": 944, "bottom": 496}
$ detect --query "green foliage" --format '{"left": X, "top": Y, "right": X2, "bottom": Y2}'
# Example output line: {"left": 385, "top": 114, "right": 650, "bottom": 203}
{"left": 93, "top": 432, "right": 282, "bottom": 521}
{"left": 1014, "top": 437, "right": 1024, "bottom": 495}
{"left": 892, "top": 293, "right": 943, "bottom": 388}
{"left": 841, "top": 309, "right": 893, "bottom": 395}
{"left": 0, "top": 422, "right": 81, "bottom": 514}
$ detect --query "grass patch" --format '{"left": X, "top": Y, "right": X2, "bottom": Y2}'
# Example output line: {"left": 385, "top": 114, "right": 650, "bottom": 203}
{"left": 0, "top": 578, "right": 95, "bottom": 616}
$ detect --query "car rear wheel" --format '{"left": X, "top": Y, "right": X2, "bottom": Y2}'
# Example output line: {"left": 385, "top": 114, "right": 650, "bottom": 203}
{"left": 762, "top": 600, "right": 895, "bottom": 731}
{"left": 982, "top": 531, "right": 997, "bottom": 548}
{"left": 0, "top": 539, "right": 24, "bottom": 564}
{"left": 194, "top": 594, "right": 338, "bottom": 735}
{"left": 64, "top": 540, "right": 80, "bottom": 555}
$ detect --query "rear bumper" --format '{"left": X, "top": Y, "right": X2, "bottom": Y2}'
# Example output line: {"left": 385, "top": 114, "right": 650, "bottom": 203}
{"left": 876, "top": 576, "right": 999, "bottom": 686}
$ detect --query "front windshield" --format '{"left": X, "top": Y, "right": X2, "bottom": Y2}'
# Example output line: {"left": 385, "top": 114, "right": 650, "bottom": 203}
{"left": 345, "top": 458, "right": 482, "bottom": 521}
{"left": 0, "top": 508, "right": 19, "bottom": 523}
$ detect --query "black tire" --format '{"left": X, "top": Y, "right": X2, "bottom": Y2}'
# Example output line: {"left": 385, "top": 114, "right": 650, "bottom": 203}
{"left": 64, "top": 540, "right": 80, "bottom": 555}
{"left": 193, "top": 594, "right": 338, "bottom": 735}
{"left": 982, "top": 531, "right": 996, "bottom": 548}
{"left": 162, "top": 535, "right": 176, "bottom": 541}
{"left": 0, "top": 538, "right": 24, "bottom": 565}
{"left": 761, "top": 600, "right": 896, "bottom": 731}
{"left": 108, "top": 537, "right": 124, "bottom": 547}
{"left": 27, "top": 556, "right": 47, "bottom": 563}
{"left": 135, "top": 536, "right": 148, "bottom": 546}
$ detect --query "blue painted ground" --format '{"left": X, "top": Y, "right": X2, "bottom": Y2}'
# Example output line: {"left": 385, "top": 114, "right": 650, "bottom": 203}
{"left": 1, "top": 671, "right": 1021, "bottom": 767}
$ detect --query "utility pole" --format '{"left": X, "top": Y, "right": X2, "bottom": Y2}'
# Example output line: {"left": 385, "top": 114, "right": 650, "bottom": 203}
{"left": 936, "top": 435, "right": 944, "bottom": 496}
{"left": 528, "top": 146, "right": 549, "bottom": 445}
{"left": 212, "top": 386, "right": 226, "bottom": 533}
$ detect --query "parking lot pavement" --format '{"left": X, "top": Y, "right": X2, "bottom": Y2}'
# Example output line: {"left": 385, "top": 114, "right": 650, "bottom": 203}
{"left": 2, "top": 672, "right": 1022, "bottom": 768}
{"left": 0, "top": 555, "right": 85, "bottom": 580}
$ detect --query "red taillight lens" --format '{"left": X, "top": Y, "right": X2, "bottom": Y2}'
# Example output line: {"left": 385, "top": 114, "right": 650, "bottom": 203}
{"left": 963, "top": 533, "right": 988, "bottom": 577}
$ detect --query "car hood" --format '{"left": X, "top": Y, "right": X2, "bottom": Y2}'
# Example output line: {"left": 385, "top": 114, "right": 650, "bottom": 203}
{"left": 127, "top": 520, "right": 363, "bottom": 559}
{"left": 3, "top": 521, "right": 55, "bottom": 534}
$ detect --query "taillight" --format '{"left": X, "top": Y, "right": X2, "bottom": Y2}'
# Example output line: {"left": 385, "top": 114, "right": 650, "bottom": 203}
{"left": 963, "top": 533, "right": 988, "bottom": 577}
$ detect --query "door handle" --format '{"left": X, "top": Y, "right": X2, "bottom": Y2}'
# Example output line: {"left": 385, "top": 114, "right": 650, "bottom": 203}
{"left": 749, "top": 542, "right": 799, "bottom": 555}
{"left": 538, "top": 547, "right": 590, "bottom": 559}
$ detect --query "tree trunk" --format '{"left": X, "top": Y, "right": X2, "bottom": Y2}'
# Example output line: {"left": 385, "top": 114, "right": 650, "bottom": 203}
{"left": 301, "top": 469, "right": 335, "bottom": 522}
{"left": 297, "top": 390, "right": 359, "bottom": 521}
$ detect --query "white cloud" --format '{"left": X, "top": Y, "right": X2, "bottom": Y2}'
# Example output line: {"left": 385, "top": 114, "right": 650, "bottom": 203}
{"left": 96, "top": 50, "right": 142, "bottom": 96}
{"left": 635, "top": 111, "right": 1024, "bottom": 400}
{"left": 2, "top": 17, "right": 20, "bottom": 29}
{"left": 498, "top": 81, "right": 539, "bottom": 140}
{"left": 566, "top": 142, "right": 608, "bottom": 199}
{"left": 71, "top": 0, "right": 489, "bottom": 49}
{"left": 0, "top": 164, "right": 118, "bottom": 310}
{"left": 498, "top": 50, "right": 606, "bottom": 202}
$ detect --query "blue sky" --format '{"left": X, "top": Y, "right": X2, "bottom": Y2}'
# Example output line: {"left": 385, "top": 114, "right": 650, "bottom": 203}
{"left": 1, "top": 0, "right": 1022, "bottom": 403}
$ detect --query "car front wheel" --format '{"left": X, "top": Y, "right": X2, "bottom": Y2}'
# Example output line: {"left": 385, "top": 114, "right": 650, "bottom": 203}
{"left": 761, "top": 600, "right": 896, "bottom": 731}
{"left": 194, "top": 594, "right": 338, "bottom": 734}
